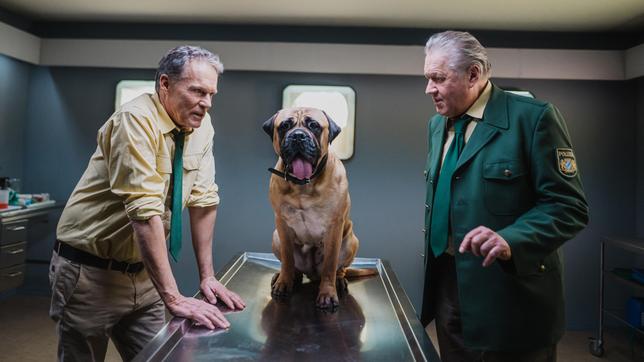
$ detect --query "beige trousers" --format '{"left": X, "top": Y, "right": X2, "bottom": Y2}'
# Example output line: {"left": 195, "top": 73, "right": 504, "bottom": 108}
{"left": 49, "top": 251, "right": 165, "bottom": 362}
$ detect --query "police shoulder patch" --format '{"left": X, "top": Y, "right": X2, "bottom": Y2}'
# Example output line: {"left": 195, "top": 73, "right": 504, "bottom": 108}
{"left": 556, "top": 148, "right": 578, "bottom": 177}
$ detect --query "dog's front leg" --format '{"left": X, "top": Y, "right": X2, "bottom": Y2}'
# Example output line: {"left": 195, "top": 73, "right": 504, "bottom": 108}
{"left": 316, "top": 218, "right": 344, "bottom": 309}
{"left": 271, "top": 218, "right": 296, "bottom": 299}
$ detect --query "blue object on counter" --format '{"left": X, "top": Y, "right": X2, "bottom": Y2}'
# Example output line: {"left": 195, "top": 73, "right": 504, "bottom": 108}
{"left": 632, "top": 268, "right": 644, "bottom": 284}
{"left": 627, "top": 297, "right": 644, "bottom": 329}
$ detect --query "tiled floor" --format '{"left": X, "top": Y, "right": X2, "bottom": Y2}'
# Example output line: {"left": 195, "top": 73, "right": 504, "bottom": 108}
{"left": 424, "top": 322, "right": 639, "bottom": 362}
{"left": 0, "top": 295, "right": 640, "bottom": 361}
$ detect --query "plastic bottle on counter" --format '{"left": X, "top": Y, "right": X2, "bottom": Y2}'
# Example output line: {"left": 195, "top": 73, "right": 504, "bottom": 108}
{"left": 0, "top": 189, "right": 8, "bottom": 209}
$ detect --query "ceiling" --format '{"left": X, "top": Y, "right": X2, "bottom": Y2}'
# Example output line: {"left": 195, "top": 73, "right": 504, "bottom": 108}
{"left": 0, "top": 0, "right": 643, "bottom": 32}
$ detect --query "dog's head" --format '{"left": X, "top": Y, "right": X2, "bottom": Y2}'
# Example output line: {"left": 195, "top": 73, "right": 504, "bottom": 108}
{"left": 263, "top": 107, "right": 341, "bottom": 181}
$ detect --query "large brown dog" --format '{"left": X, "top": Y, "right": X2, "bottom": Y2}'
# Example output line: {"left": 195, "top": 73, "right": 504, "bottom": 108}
{"left": 263, "top": 107, "right": 370, "bottom": 309}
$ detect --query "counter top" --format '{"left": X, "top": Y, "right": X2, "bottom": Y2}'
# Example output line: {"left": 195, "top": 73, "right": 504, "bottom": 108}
{"left": 0, "top": 201, "right": 63, "bottom": 222}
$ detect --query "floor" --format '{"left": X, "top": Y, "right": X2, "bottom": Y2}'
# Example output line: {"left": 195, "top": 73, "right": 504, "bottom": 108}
{"left": 0, "top": 295, "right": 640, "bottom": 361}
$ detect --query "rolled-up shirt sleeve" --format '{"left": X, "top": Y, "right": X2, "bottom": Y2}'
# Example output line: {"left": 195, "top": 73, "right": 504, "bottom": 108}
{"left": 99, "top": 112, "right": 166, "bottom": 220}
{"left": 187, "top": 140, "right": 220, "bottom": 208}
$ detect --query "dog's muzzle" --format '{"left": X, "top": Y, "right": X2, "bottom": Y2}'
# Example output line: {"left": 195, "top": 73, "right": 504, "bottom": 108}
{"left": 281, "top": 129, "right": 320, "bottom": 180}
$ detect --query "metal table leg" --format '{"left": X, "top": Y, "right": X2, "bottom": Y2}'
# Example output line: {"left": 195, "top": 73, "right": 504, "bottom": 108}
{"left": 589, "top": 240, "right": 605, "bottom": 357}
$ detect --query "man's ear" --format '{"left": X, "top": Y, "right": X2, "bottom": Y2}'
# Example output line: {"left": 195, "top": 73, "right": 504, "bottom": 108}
{"left": 262, "top": 113, "right": 278, "bottom": 139}
{"left": 323, "top": 111, "right": 342, "bottom": 144}
{"left": 159, "top": 74, "right": 170, "bottom": 92}
{"left": 468, "top": 64, "right": 481, "bottom": 85}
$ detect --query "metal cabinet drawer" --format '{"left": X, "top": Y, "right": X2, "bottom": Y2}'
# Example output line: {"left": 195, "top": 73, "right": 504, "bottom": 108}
{"left": 0, "top": 220, "right": 27, "bottom": 245}
{"left": 0, "top": 242, "right": 26, "bottom": 268}
{"left": 0, "top": 264, "right": 25, "bottom": 292}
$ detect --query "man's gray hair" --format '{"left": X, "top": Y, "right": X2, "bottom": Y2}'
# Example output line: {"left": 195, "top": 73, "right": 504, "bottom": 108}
{"left": 425, "top": 31, "right": 491, "bottom": 78}
{"left": 155, "top": 45, "right": 224, "bottom": 92}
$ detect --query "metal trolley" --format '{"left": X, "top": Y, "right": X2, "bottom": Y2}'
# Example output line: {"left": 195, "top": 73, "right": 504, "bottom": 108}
{"left": 134, "top": 252, "right": 440, "bottom": 361}
{"left": 589, "top": 237, "right": 644, "bottom": 357}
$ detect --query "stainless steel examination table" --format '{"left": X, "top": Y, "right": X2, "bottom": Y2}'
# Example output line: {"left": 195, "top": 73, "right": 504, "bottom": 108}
{"left": 134, "top": 252, "right": 440, "bottom": 361}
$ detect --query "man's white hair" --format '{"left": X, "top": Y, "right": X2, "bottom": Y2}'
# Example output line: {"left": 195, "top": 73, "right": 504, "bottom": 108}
{"left": 425, "top": 31, "right": 491, "bottom": 79}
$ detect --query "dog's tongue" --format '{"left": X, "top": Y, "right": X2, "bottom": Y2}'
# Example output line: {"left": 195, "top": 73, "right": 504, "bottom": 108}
{"left": 291, "top": 157, "right": 313, "bottom": 180}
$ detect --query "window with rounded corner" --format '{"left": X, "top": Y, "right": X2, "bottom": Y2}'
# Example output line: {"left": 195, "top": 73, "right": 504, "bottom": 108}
{"left": 505, "top": 89, "right": 535, "bottom": 98}
{"left": 115, "top": 80, "right": 155, "bottom": 110}
{"left": 282, "top": 85, "right": 356, "bottom": 160}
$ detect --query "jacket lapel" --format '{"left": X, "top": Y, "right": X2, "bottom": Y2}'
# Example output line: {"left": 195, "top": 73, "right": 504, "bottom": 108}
{"left": 455, "top": 84, "right": 509, "bottom": 171}
{"left": 429, "top": 116, "right": 446, "bottom": 182}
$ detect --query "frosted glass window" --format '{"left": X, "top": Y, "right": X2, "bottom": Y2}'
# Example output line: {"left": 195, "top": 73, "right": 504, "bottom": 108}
{"left": 115, "top": 80, "right": 155, "bottom": 110}
{"left": 506, "top": 90, "right": 535, "bottom": 98}
{"left": 283, "top": 85, "right": 356, "bottom": 160}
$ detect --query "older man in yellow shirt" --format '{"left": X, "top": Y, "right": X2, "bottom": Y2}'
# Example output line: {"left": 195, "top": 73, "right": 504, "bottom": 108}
{"left": 49, "top": 45, "right": 245, "bottom": 361}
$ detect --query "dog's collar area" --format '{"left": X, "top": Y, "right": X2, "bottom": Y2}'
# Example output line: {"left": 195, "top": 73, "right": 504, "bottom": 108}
{"left": 268, "top": 154, "right": 328, "bottom": 185}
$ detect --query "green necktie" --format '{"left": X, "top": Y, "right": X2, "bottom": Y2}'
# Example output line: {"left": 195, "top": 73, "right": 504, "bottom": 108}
{"left": 430, "top": 116, "right": 470, "bottom": 257}
{"left": 169, "top": 130, "right": 185, "bottom": 262}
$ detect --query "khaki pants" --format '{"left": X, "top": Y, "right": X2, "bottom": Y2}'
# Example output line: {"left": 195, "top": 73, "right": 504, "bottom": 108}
{"left": 49, "top": 251, "right": 165, "bottom": 362}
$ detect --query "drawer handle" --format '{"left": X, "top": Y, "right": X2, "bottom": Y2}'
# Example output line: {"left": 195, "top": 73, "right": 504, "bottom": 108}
{"left": 7, "top": 271, "right": 23, "bottom": 277}
{"left": 8, "top": 248, "right": 24, "bottom": 255}
{"left": 7, "top": 226, "right": 26, "bottom": 232}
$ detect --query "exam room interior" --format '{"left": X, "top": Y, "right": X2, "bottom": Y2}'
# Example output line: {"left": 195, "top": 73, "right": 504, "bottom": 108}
{"left": 0, "top": 0, "right": 643, "bottom": 358}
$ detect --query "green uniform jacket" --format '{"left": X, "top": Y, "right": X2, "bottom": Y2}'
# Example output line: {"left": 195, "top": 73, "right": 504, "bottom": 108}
{"left": 421, "top": 84, "right": 589, "bottom": 351}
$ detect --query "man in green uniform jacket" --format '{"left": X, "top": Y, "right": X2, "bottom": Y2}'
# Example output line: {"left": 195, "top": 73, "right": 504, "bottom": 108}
{"left": 420, "top": 31, "right": 589, "bottom": 362}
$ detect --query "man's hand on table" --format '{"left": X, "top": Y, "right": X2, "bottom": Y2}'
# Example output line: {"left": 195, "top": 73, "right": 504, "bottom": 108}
{"left": 200, "top": 276, "right": 246, "bottom": 311}
{"left": 165, "top": 294, "right": 231, "bottom": 330}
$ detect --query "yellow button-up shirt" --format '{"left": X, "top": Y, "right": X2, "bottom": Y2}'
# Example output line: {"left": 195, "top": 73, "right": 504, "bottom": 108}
{"left": 57, "top": 93, "right": 220, "bottom": 263}
{"left": 440, "top": 80, "right": 492, "bottom": 165}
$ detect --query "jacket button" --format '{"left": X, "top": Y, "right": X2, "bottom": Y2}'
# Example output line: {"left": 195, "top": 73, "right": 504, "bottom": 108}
{"left": 504, "top": 169, "right": 512, "bottom": 177}
{"left": 539, "top": 264, "right": 546, "bottom": 272}
{"left": 425, "top": 203, "right": 430, "bottom": 209}
{"left": 420, "top": 253, "right": 425, "bottom": 258}
{"left": 423, "top": 170, "right": 428, "bottom": 177}
{"left": 455, "top": 175, "right": 462, "bottom": 180}
{"left": 429, "top": 179, "right": 434, "bottom": 184}
{"left": 422, "top": 228, "right": 427, "bottom": 233}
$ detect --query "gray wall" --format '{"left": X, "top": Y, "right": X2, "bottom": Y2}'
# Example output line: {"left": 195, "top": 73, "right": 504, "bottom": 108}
{"left": 18, "top": 65, "right": 638, "bottom": 330}
{"left": 0, "top": 54, "right": 31, "bottom": 182}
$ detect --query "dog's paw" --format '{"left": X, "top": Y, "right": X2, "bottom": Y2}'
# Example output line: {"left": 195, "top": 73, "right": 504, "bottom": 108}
{"left": 271, "top": 273, "right": 293, "bottom": 299}
{"left": 316, "top": 285, "right": 339, "bottom": 310}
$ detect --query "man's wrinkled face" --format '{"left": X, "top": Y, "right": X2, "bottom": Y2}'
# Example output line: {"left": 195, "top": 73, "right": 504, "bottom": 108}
{"left": 159, "top": 59, "right": 218, "bottom": 129}
{"left": 424, "top": 51, "right": 472, "bottom": 119}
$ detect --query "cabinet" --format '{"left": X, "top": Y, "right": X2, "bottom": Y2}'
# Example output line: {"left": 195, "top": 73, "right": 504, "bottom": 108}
{"left": 0, "top": 219, "right": 27, "bottom": 291}
{"left": 589, "top": 237, "right": 644, "bottom": 358}
{"left": 0, "top": 203, "right": 60, "bottom": 292}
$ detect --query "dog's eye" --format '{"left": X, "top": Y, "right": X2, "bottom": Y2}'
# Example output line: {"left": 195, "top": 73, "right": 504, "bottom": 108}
{"left": 308, "top": 121, "right": 321, "bottom": 132}
{"left": 278, "top": 120, "right": 292, "bottom": 132}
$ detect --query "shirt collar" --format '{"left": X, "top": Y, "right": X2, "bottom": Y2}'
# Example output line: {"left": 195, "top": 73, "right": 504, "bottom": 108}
{"left": 151, "top": 93, "right": 194, "bottom": 135}
{"left": 464, "top": 80, "right": 492, "bottom": 120}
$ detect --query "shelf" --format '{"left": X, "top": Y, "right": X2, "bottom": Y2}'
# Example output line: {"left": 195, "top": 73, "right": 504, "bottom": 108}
{"left": 603, "top": 309, "right": 644, "bottom": 337}
{"left": 606, "top": 269, "right": 644, "bottom": 294}
{"left": 602, "top": 237, "right": 644, "bottom": 254}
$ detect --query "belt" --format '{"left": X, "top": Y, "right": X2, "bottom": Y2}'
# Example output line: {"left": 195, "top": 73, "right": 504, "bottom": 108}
{"left": 54, "top": 240, "right": 145, "bottom": 274}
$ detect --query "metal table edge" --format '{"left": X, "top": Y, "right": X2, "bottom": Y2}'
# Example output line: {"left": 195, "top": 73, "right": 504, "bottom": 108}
{"left": 380, "top": 259, "right": 440, "bottom": 362}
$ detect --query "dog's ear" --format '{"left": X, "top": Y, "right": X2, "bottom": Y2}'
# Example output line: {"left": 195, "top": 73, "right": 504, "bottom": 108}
{"left": 323, "top": 111, "right": 342, "bottom": 144}
{"left": 262, "top": 113, "right": 277, "bottom": 140}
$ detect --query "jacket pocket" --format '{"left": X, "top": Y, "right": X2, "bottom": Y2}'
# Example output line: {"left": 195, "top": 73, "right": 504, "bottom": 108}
{"left": 482, "top": 160, "right": 529, "bottom": 215}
